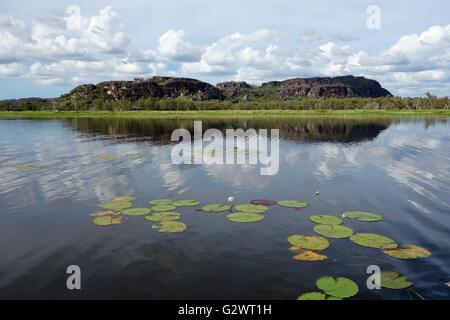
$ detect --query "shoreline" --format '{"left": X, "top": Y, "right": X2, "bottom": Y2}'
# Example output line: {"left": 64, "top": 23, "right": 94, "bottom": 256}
{"left": 0, "top": 109, "right": 449, "bottom": 119}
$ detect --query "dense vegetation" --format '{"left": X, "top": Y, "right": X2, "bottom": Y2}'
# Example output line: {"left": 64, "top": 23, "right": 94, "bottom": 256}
{"left": 1, "top": 95, "right": 449, "bottom": 112}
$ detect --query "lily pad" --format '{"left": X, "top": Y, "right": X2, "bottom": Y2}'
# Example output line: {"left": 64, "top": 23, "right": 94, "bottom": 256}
{"left": 310, "top": 215, "right": 342, "bottom": 225}
{"left": 152, "top": 204, "right": 177, "bottom": 212}
{"left": 14, "top": 164, "right": 46, "bottom": 170}
{"left": 290, "top": 247, "right": 327, "bottom": 261}
{"left": 277, "top": 200, "right": 309, "bottom": 208}
{"left": 90, "top": 210, "right": 116, "bottom": 217}
{"left": 157, "top": 221, "right": 187, "bottom": 233}
{"left": 112, "top": 196, "right": 134, "bottom": 202}
{"left": 383, "top": 245, "right": 431, "bottom": 259}
{"left": 234, "top": 204, "right": 268, "bottom": 213}
{"left": 100, "top": 201, "right": 132, "bottom": 210}
{"left": 172, "top": 199, "right": 200, "bottom": 207}
{"left": 145, "top": 212, "right": 181, "bottom": 222}
{"left": 227, "top": 212, "right": 265, "bottom": 223}
{"left": 380, "top": 272, "right": 413, "bottom": 289}
{"left": 314, "top": 225, "right": 353, "bottom": 239}
{"left": 316, "top": 276, "right": 359, "bottom": 299}
{"left": 350, "top": 233, "right": 398, "bottom": 249}
{"left": 297, "top": 292, "right": 326, "bottom": 300}
{"left": 343, "top": 211, "right": 382, "bottom": 222}
{"left": 149, "top": 199, "right": 173, "bottom": 205}
{"left": 93, "top": 215, "right": 125, "bottom": 226}
{"left": 97, "top": 155, "right": 119, "bottom": 161}
{"left": 251, "top": 199, "right": 277, "bottom": 206}
{"left": 200, "top": 204, "right": 231, "bottom": 212}
{"left": 122, "top": 208, "right": 151, "bottom": 216}
{"left": 287, "top": 235, "right": 330, "bottom": 251}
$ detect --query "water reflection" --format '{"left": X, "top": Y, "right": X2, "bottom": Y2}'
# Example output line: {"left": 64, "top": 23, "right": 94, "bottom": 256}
{"left": 0, "top": 116, "right": 449, "bottom": 299}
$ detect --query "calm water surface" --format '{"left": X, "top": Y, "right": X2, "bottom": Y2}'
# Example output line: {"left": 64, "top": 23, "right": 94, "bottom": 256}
{"left": 0, "top": 116, "right": 449, "bottom": 299}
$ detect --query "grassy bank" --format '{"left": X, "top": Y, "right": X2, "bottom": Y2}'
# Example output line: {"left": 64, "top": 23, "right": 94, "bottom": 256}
{"left": 0, "top": 109, "right": 449, "bottom": 120}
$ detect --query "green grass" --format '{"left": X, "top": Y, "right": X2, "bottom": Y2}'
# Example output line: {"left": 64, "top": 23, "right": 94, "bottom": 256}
{"left": 0, "top": 109, "right": 449, "bottom": 120}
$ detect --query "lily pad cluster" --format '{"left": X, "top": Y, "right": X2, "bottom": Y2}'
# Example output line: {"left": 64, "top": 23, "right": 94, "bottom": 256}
{"left": 92, "top": 196, "right": 203, "bottom": 233}
{"left": 297, "top": 276, "right": 359, "bottom": 300}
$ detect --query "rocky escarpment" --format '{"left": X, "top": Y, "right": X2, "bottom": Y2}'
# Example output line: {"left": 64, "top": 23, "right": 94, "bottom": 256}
{"left": 61, "top": 76, "right": 224, "bottom": 104}
{"left": 262, "top": 76, "right": 392, "bottom": 98}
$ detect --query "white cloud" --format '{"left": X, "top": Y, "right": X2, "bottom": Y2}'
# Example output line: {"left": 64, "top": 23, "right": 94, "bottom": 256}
{"left": 1, "top": 4, "right": 450, "bottom": 96}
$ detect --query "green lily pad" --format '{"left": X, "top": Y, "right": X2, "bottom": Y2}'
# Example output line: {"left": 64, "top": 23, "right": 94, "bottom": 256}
{"left": 383, "top": 245, "right": 431, "bottom": 259}
{"left": 125, "top": 153, "right": 142, "bottom": 159}
{"left": 350, "top": 233, "right": 398, "bottom": 249}
{"left": 149, "top": 199, "right": 173, "bottom": 205}
{"left": 380, "top": 272, "right": 413, "bottom": 289}
{"left": 234, "top": 204, "right": 268, "bottom": 213}
{"left": 14, "top": 164, "right": 46, "bottom": 170}
{"left": 200, "top": 204, "right": 231, "bottom": 212}
{"left": 310, "top": 215, "right": 342, "bottom": 225}
{"left": 157, "top": 221, "right": 187, "bottom": 233}
{"left": 90, "top": 210, "right": 117, "bottom": 217}
{"left": 152, "top": 204, "right": 177, "bottom": 212}
{"left": 93, "top": 215, "right": 125, "bottom": 226}
{"left": 227, "top": 212, "right": 265, "bottom": 223}
{"left": 145, "top": 212, "right": 181, "bottom": 222}
{"left": 343, "top": 211, "right": 382, "bottom": 222}
{"left": 112, "top": 196, "right": 134, "bottom": 202}
{"left": 316, "top": 276, "right": 359, "bottom": 299}
{"left": 297, "top": 292, "right": 326, "bottom": 300}
{"left": 287, "top": 235, "right": 330, "bottom": 251}
{"left": 97, "top": 155, "right": 119, "bottom": 161}
{"left": 122, "top": 208, "right": 151, "bottom": 216}
{"left": 172, "top": 199, "right": 200, "bottom": 207}
{"left": 314, "top": 225, "right": 353, "bottom": 239}
{"left": 277, "top": 200, "right": 309, "bottom": 208}
{"left": 100, "top": 201, "right": 132, "bottom": 210}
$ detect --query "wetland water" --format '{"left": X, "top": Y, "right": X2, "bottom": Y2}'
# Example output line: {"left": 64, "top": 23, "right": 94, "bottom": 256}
{"left": 0, "top": 116, "right": 449, "bottom": 299}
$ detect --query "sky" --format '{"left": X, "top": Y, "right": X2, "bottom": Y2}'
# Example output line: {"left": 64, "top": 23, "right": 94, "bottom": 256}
{"left": 1, "top": 0, "right": 450, "bottom": 98}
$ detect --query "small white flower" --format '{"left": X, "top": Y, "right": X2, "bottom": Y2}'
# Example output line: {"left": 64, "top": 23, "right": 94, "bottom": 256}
{"left": 227, "top": 196, "right": 234, "bottom": 203}
{"left": 445, "top": 281, "right": 450, "bottom": 287}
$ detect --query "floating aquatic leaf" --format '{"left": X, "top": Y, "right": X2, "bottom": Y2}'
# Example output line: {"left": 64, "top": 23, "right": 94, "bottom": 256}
{"left": 200, "top": 204, "right": 231, "bottom": 212}
{"left": 157, "top": 221, "right": 187, "bottom": 233}
{"left": 234, "top": 204, "right": 268, "bottom": 213}
{"left": 122, "top": 208, "right": 151, "bottom": 216}
{"left": 227, "top": 212, "right": 265, "bottom": 223}
{"left": 145, "top": 212, "right": 181, "bottom": 222}
{"left": 125, "top": 153, "right": 142, "bottom": 159}
{"left": 287, "top": 235, "right": 329, "bottom": 251}
{"left": 316, "top": 276, "right": 359, "bottom": 299}
{"left": 112, "top": 196, "right": 134, "bottom": 202}
{"left": 149, "top": 199, "right": 173, "bottom": 205}
{"left": 350, "top": 233, "right": 398, "bottom": 249}
{"left": 343, "top": 211, "right": 382, "bottom": 222}
{"left": 14, "top": 164, "right": 46, "bottom": 170}
{"left": 383, "top": 245, "right": 431, "bottom": 259}
{"left": 90, "top": 210, "right": 121, "bottom": 217}
{"left": 310, "top": 215, "right": 342, "bottom": 225}
{"left": 100, "top": 201, "right": 132, "bottom": 210}
{"left": 290, "top": 247, "right": 327, "bottom": 261}
{"left": 297, "top": 292, "right": 326, "bottom": 300}
{"left": 314, "top": 225, "right": 353, "bottom": 239}
{"left": 172, "top": 199, "right": 200, "bottom": 207}
{"left": 152, "top": 204, "right": 177, "bottom": 212}
{"left": 277, "top": 200, "right": 309, "bottom": 208}
{"left": 380, "top": 272, "right": 413, "bottom": 289}
{"left": 97, "top": 155, "right": 119, "bottom": 161}
{"left": 93, "top": 215, "right": 125, "bottom": 226}
{"left": 251, "top": 199, "right": 277, "bottom": 206}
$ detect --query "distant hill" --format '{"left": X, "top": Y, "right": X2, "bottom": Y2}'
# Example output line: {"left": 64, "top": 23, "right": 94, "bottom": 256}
{"left": 0, "top": 75, "right": 396, "bottom": 111}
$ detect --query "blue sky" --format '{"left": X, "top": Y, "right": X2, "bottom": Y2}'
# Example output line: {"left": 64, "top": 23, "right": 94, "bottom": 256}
{"left": 1, "top": 0, "right": 450, "bottom": 98}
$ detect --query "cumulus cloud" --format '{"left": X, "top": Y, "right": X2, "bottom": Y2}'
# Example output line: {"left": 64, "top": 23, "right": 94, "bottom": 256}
{"left": 1, "top": 5, "right": 450, "bottom": 96}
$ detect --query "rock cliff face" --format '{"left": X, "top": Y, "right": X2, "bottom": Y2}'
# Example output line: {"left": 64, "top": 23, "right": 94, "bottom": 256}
{"left": 60, "top": 75, "right": 391, "bottom": 104}
{"left": 262, "top": 76, "right": 392, "bottom": 98}
{"left": 96, "top": 77, "right": 224, "bottom": 101}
